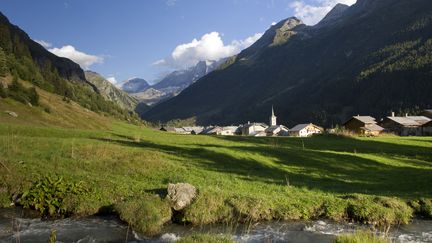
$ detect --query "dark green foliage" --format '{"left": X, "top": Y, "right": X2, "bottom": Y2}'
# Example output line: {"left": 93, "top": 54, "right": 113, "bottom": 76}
{"left": 19, "top": 175, "right": 86, "bottom": 217}
{"left": 0, "top": 47, "right": 6, "bottom": 77}
{"left": 7, "top": 78, "right": 39, "bottom": 106}
{"left": 409, "top": 199, "right": 432, "bottom": 218}
{"left": 0, "top": 82, "right": 6, "bottom": 98}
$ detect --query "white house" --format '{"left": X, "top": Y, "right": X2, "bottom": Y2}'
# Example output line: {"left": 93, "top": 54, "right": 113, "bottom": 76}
{"left": 219, "top": 126, "right": 241, "bottom": 136}
{"left": 289, "top": 123, "right": 323, "bottom": 137}
{"left": 242, "top": 122, "right": 268, "bottom": 136}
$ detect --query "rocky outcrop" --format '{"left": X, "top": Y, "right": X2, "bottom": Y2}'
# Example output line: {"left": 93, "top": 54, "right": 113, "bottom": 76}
{"left": 84, "top": 71, "right": 138, "bottom": 111}
{"left": 167, "top": 183, "right": 197, "bottom": 211}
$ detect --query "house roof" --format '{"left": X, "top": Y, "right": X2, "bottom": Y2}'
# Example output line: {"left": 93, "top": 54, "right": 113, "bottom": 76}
{"left": 221, "top": 126, "right": 239, "bottom": 132}
{"left": 161, "top": 127, "right": 177, "bottom": 132}
{"left": 406, "top": 116, "right": 431, "bottom": 126}
{"left": 183, "top": 126, "right": 204, "bottom": 132}
{"left": 250, "top": 131, "right": 267, "bottom": 137}
{"left": 290, "top": 123, "right": 323, "bottom": 132}
{"left": 344, "top": 116, "right": 376, "bottom": 125}
{"left": 201, "top": 126, "right": 221, "bottom": 134}
{"left": 265, "top": 125, "right": 289, "bottom": 133}
{"left": 243, "top": 123, "right": 268, "bottom": 129}
{"left": 385, "top": 116, "right": 421, "bottom": 126}
{"left": 362, "top": 123, "right": 384, "bottom": 131}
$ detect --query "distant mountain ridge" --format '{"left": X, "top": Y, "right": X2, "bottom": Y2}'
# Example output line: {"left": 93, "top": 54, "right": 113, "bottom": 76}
{"left": 143, "top": 0, "right": 432, "bottom": 126}
{"left": 124, "top": 59, "right": 225, "bottom": 106}
{"left": 122, "top": 78, "right": 150, "bottom": 94}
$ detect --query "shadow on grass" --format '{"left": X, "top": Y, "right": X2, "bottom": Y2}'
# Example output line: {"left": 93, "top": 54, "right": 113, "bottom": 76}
{"left": 94, "top": 134, "right": 432, "bottom": 199}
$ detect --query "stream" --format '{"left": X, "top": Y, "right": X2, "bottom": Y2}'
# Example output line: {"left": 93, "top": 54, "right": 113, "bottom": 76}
{"left": 1, "top": 208, "right": 431, "bottom": 243}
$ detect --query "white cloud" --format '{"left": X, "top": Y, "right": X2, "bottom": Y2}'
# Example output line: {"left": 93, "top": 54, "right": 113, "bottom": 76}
{"left": 106, "top": 77, "right": 117, "bottom": 85}
{"left": 166, "top": 0, "right": 177, "bottom": 6}
{"left": 35, "top": 40, "right": 52, "bottom": 49}
{"left": 289, "top": 0, "right": 356, "bottom": 25}
{"left": 154, "top": 32, "right": 263, "bottom": 69}
{"left": 48, "top": 45, "right": 103, "bottom": 69}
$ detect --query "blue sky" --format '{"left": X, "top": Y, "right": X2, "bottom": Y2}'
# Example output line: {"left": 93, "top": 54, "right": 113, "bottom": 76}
{"left": 0, "top": 0, "right": 355, "bottom": 84}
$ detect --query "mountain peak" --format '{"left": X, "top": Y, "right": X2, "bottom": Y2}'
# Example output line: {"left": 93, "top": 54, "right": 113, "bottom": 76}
{"left": 273, "top": 17, "right": 303, "bottom": 31}
{"left": 316, "top": 3, "right": 349, "bottom": 27}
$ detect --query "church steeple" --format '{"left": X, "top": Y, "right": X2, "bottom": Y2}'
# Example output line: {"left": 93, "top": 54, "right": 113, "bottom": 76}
{"left": 270, "top": 106, "right": 277, "bottom": 126}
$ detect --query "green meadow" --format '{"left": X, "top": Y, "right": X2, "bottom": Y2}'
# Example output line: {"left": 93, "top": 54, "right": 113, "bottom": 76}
{"left": 0, "top": 118, "right": 431, "bottom": 235}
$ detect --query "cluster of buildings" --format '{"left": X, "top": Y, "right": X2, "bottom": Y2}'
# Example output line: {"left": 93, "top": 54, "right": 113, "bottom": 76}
{"left": 160, "top": 107, "right": 323, "bottom": 137}
{"left": 343, "top": 110, "right": 432, "bottom": 136}
{"left": 160, "top": 108, "right": 432, "bottom": 137}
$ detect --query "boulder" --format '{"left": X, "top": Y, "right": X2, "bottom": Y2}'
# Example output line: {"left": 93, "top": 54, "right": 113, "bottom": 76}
{"left": 167, "top": 183, "right": 197, "bottom": 211}
{"left": 5, "top": 111, "right": 18, "bottom": 118}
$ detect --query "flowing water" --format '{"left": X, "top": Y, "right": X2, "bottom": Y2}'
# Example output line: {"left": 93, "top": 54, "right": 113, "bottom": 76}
{"left": 1, "top": 208, "right": 431, "bottom": 243}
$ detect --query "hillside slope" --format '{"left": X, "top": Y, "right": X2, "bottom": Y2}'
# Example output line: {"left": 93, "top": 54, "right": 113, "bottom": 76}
{"left": 143, "top": 0, "right": 432, "bottom": 126}
{"left": 0, "top": 11, "right": 135, "bottom": 120}
{"left": 85, "top": 71, "right": 138, "bottom": 111}
{"left": 0, "top": 76, "right": 112, "bottom": 129}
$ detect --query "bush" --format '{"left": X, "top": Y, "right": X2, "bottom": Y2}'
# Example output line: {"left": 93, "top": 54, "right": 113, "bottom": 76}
{"left": 7, "top": 79, "right": 40, "bottom": 106}
{"left": 409, "top": 198, "right": 432, "bottom": 218}
{"left": 19, "top": 175, "right": 86, "bottom": 217}
{"left": 0, "top": 83, "right": 7, "bottom": 98}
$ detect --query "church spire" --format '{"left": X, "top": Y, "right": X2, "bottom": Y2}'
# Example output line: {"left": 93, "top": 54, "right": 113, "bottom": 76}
{"left": 270, "top": 105, "right": 277, "bottom": 126}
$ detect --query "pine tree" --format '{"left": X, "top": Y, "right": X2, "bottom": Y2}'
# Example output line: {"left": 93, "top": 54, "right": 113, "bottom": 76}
{"left": 0, "top": 47, "right": 7, "bottom": 77}
{"left": 0, "top": 83, "right": 7, "bottom": 98}
{"left": 28, "top": 87, "right": 39, "bottom": 106}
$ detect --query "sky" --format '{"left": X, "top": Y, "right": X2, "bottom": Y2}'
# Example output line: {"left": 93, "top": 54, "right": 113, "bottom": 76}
{"left": 0, "top": 0, "right": 356, "bottom": 85}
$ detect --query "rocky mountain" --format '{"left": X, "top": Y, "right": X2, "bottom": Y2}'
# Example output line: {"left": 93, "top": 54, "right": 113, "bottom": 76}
{"left": 84, "top": 71, "right": 138, "bottom": 111}
{"left": 127, "top": 59, "right": 225, "bottom": 105}
{"left": 0, "top": 12, "right": 88, "bottom": 86}
{"left": 142, "top": 0, "right": 432, "bottom": 126}
{"left": 0, "top": 11, "right": 134, "bottom": 119}
{"left": 121, "top": 78, "right": 150, "bottom": 93}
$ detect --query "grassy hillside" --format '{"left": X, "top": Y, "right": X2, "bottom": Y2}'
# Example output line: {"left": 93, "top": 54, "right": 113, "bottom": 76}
{"left": 0, "top": 112, "right": 431, "bottom": 235}
{"left": 0, "top": 76, "right": 112, "bottom": 129}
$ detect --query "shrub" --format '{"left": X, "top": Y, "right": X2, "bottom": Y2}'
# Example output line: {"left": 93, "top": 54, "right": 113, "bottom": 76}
{"left": 7, "top": 79, "right": 40, "bottom": 106}
{"left": 0, "top": 83, "right": 7, "bottom": 98}
{"left": 19, "top": 175, "right": 86, "bottom": 217}
{"left": 409, "top": 198, "right": 432, "bottom": 218}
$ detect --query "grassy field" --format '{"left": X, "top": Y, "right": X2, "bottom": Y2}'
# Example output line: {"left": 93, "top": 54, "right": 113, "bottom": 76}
{"left": 0, "top": 115, "right": 431, "bottom": 235}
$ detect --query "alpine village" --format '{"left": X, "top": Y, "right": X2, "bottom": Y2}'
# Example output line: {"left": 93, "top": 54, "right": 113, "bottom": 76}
{"left": 0, "top": 0, "right": 432, "bottom": 243}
